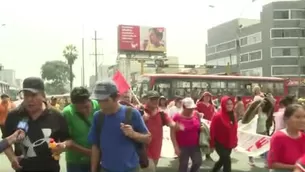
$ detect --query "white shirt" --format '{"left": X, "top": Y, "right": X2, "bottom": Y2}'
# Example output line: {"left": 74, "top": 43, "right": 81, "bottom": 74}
{"left": 254, "top": 95, "right": 264, "bottom": 101}
{"left": 168, "top": 106, "right": 182, "bottom": 117}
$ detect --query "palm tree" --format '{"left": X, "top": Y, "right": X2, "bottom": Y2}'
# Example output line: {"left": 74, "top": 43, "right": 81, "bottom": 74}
{"left": 63, "top": 44, "right": 78, "bottom": 90}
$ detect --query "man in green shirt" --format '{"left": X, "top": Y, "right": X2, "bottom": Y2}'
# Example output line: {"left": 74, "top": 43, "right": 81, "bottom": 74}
{"left": 62, "top": 87, "right": 100, "bottom": 172}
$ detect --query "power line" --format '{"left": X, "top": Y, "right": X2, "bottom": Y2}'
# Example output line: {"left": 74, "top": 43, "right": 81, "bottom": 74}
{"left": 90, "top": 31, "right": 103, "bottom": 82}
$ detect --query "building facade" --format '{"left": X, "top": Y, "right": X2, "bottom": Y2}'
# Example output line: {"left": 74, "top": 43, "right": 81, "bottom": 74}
{"left": 97, "top": 64, "right": 111, "bottom": 80}
{"left": 206, "top": 1, "right": 305, "bottom": 78}
{"left": 0, "top": 69, "right": 16, "bottom": 86}
{"left": 115, "top": 56, "right": 180, "bottom": 81}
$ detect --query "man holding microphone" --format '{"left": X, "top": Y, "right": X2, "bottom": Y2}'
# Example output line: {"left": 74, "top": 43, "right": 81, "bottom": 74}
{"left": 3, "top": 77, "right": 70, "bottom": 172}
{"left": 0, "top": 129, "right": 25, "bottom": 153}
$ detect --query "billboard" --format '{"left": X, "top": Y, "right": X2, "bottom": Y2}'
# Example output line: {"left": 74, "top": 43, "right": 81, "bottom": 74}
{"left": 118, "top": 25, "right": 166, "bottom": 53}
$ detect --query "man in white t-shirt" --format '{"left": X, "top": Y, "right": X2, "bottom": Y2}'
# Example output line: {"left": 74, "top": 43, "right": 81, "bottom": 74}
{"left": 168, "top": 97, "right": 183, "bottom": 117}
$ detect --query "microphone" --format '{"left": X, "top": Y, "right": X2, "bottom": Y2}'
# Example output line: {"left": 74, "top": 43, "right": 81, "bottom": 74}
{"left": 16, "top": 118, "right": 29, "bottom": 158}
{"left": 17, "top": 118, "right": 29, "bottom": 133}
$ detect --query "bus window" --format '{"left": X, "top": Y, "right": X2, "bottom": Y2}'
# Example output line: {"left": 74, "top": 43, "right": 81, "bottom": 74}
{"left": 227, "top": 81, "right": 237, "bottom": 96}
{"left": 238, "top": 81, "right": 252, "bottom": 96}
{"left": 174, "top": 80, "right": 191, "bottom": 97}
{"left": 261, "top": 82, "right": 274, "bottom": 94}
{"left": 209, "top": 81, "right": 219, "bottom": 95}
{"left": 192, "top": 81, "right": 201, "bottom": 88}
{"left": 274, "top": 83, "right": 284, "bottom": 96}
{"left": 209, "top": 81, "right": 227, "bottom": 95}
{"left": 142, "top": 83, "right": 149, "bottom": 96}
{"left": 191, "top": 81, "right": 208, "bottom": 99}
{"left": 220, "top": 81, "right": 226, "bottom": 88}
{"left": 156, "top": 82, "right": 171, "bottom": 97}
{"left": 134, "top": 83, "right": 141, "bottom": 98}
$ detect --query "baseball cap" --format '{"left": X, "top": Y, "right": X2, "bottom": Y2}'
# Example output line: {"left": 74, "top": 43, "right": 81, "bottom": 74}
{"left": 182, "top": 97, "right": 196, "bottom": 109}
{"left": 91, "top": 80, "right": 118, "bottom": 100}
{"left": 70, "top": 87, "right": 90, "bottom": 103}
{"left": 20, "top": 77, "right": 44, "bottom": 93}
{"left": 146, "top": 91, "right": 160, "bottom": 99}
{"left": 0, "top": 94, "right": 9, "bottom": 99}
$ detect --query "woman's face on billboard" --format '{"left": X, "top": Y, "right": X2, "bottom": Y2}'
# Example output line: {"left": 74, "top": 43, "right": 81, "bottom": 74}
{"left": 149, "top": 30, "right": 158, "bottom": 44}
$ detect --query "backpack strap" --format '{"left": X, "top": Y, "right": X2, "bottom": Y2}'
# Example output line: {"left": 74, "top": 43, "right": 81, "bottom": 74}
{"left": 95, "top": 111, "right": 105, "bottom": 148}
{"left": 159, "top": 111, "right": 166, "bottom": 126}
{"left": 124, "top": 107, "right": 133, "bottom": 125}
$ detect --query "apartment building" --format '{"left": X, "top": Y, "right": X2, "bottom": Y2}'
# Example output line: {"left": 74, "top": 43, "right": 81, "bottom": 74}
{"left": 206, "top": 0, "right": 305, "bottom": 78}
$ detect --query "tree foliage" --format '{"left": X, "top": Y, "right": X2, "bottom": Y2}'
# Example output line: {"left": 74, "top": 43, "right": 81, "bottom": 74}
{"left": 63, "top": 44, "right": 78, "bottom": 90}
{"left": 41, "top": 60, "right": 72, "bottom": 94}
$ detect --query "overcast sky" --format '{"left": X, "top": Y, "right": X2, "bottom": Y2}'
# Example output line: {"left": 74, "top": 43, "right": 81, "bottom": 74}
{"left": 0, "top": 0, "right": 284, "bottom": 85}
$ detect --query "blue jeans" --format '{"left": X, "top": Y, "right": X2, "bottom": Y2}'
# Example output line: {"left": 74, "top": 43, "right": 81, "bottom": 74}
{"left": 66, "top": 163, "right": 90, "bottom": 172}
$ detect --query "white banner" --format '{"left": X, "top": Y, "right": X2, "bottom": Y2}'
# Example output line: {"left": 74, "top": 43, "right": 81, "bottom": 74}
{"left": 161, "top": 116, "right": 270, "bottom": 158}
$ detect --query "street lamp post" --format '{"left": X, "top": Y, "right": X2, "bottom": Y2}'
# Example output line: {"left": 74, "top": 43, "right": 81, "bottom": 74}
{"left": 207, "top": 0, "right": 256, "bottom": 75}
{"left": 296, "top": 20, "right": 305, "bottom": 98}
{"left": 0, "top": 24, "right": 5, "bottom": 71}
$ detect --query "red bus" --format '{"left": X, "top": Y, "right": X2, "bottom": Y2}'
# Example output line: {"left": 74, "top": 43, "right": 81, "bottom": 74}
{"left": 134, "top": 74, "right": 287, "bottom": 108}
{"left": 286, "top": 79, "right": 305, "bottom": 97}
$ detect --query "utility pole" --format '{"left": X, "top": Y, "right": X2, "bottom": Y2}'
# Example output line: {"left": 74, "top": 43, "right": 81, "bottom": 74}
{"left": 297, "top": 28, "right": 302, "bottom": 98}
{"left": 94, "top": 31, "right": 98, "bottom": 82}
{"left": 81, "top": 25, "right": 85, "bottom": 87}
{"left": 90, "top": 31, "right": 103, "bottom": 82}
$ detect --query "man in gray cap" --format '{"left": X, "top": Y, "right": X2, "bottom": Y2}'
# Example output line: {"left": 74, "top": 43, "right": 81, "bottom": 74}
{"left": 88, "top": 80, "right": 151, "bottom": 172}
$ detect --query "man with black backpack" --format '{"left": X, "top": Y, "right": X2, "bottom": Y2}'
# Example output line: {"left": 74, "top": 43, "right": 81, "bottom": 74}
{"left": 142, "top": 91, "right": 183, "bottom": 172}
{"left": 88, "top": 80, "right": 151, "bottom": 172}
{"left": 62, "top": 87, "right": 100, "bottom": 172}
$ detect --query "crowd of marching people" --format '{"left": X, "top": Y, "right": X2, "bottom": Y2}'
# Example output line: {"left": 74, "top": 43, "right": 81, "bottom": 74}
{"left": 1, "top": 77, "right": 305, "bottom": 172}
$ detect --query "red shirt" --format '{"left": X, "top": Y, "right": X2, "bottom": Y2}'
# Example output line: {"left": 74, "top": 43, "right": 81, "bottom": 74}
{"left": 145, "top": 110, "right": 171, "bottom": 160}
{"left": 196, "top": 102, "right": 215, "bottom": 120}
{"left": 172, "top": 112, "right": 200, "bottom": 147}
{"left": 296, "top": 154, "right": 305, "bottom": 172}
{"left": 268, "top": 131, "right": 305, "bottom": 168}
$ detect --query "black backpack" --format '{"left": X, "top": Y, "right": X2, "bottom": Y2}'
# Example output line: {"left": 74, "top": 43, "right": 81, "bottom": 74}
{"left": 95, "top": 107, "right": 149, "bottom": 169}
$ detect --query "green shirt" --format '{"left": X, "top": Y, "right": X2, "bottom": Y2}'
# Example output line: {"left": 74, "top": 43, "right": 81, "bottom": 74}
{"left": 62, "top": 100, "right": 100, "bottom": 164}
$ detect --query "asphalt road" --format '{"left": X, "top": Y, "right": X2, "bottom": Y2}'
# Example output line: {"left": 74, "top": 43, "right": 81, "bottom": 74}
{"left": 0, "top": 152, "right": 268, "bottom": 172}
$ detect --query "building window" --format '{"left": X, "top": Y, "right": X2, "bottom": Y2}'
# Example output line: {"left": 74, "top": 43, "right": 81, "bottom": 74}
{"left": 240, "top": 37, "right": 247, "bottom": 46}
{"left": 216, "top": 41, "right": 236, "bottom": 52}
{"left": 282, "top": 48, "right": 291, "bottom": 56}
{"left": 248, "top": 32, "right": 261, "bottom": 45}
{"left": 249, "top": 51, "right": 262, "bottom": 61}
{"left": 271, "top": 28, "right": 305, "bottom": 38}
{"left": 240, "top": 54, "right": 249, "bottom": 62}
{"left": 291, "top": 10, "right": 305, "bottom": 19}
{"left": 240, "top": 50, "right": 262, "bottom": 63}
{"left": 271, "top": 47, "right": 305, "bottom": 57}
{"left": 272, "top": 66, "right": 300, "bottom": 76}
{"left": 240, "top": 67, "right": 263, "bottom": 76}
{"left": 274, "top": 10, "right": 289, "bottom": 19}
{"left": 239, "top": 32, "right": 261, "bottom": 47}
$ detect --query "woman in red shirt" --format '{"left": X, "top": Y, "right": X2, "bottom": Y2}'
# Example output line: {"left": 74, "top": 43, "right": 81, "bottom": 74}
{"left": 196, "top": 91, "right": 215, "bottom": 121}
{"left": 268, "top": 104, "right": 305, "bottom": 172}
{"left": 196, "top": 91, "right": 215, "bottom": 161}
{"left": 210, "top": 96, "right": 238, "bottom": 172}
{"left": 171, "top": 97, "right": 203, "bottom": 172}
